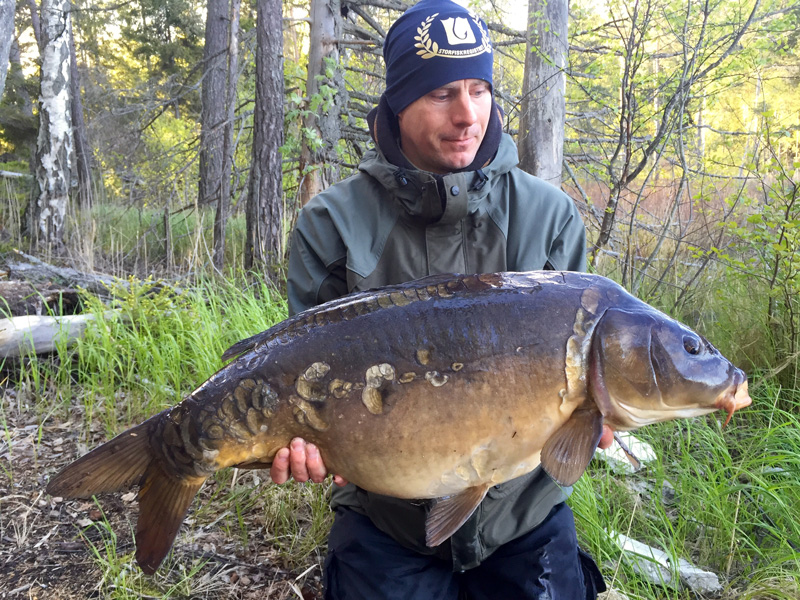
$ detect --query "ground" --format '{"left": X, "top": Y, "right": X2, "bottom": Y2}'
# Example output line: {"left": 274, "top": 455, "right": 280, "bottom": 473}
{"left": 0, "top": 385, "right": 326, "bottom": 600}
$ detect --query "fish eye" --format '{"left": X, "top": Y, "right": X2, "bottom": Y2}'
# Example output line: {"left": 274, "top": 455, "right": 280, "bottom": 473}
{"left": 683, "top": 335, "right": 702, "bottom": 355}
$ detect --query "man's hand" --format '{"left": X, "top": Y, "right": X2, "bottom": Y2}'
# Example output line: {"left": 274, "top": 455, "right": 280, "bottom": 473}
{"left": 598, "top": 425, "right": 614, "bottom": 450}
{"left": 270, "top": 438, "right": 348, "bottom": 487}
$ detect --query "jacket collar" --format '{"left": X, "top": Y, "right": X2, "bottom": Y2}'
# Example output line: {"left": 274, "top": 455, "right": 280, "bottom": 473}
{"left": 362, "top": 95, "right": 509, "bottom": 225}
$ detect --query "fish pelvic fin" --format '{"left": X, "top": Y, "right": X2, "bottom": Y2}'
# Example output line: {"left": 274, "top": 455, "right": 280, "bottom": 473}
{"left": 46, "top": 423, "right": 153, "bottom": 498}
{"left": 135, "top": 461, "right": 206, "bottom": 574}
{"left": 425, "top": 484, "right": 490, "bottom": 547}
{"left": 541, "top": 406, "right": 604, "bottom": 487}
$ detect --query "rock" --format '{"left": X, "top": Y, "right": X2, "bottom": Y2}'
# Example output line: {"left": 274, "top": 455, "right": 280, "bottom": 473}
{"left": 609, "top": 530, "right": 722, "bottom": 594}
{"left": 597, "top": 432, "right": 658, "bottom": 474}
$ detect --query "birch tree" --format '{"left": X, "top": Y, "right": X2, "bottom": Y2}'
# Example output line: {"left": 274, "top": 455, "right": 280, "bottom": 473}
{"left": 30, "top": 0, "right": 73, "bottom": 252}
{"left": 0, "top": 0, "right": 16, "bottom": 100}
{"left": 518, "top": 0, "right": 569, "bottom": 185}
{"left": 246, "top": 0, "right": 284, "bottom": 276}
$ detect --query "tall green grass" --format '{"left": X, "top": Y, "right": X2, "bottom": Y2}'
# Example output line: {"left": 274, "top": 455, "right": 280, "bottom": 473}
{"left": 86, "top": 204, "right": 249, "bottom": 276}
{"left": 571, "top": 381, "right": 800, "bottom": 598}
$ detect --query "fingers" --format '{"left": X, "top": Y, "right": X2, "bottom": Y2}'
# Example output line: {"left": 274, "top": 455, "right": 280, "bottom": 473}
{"left": 333, "top": 475, "right": 349, "bottom": 487}
{"left": 270, "top": 438, "right": 333, "bottom": 485}
{"left": 270, "top": 447, "right": 292, "bottom": 484}
{"left": 597, "top": 424, "right": 614, "bottom": 450}
{"left": 288, "top": 438, "right": 312, "bottom": 482}
{"left": 304, "top": 441, "right": 328, "bottom": 484}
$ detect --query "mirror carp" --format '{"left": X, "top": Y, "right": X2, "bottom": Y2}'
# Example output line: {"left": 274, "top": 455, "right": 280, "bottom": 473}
{"left": 46, "top": 271, "right": 751, "bottom": 573}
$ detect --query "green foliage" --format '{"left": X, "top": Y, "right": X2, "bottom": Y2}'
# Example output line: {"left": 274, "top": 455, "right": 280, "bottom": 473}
{"left": 0, "top": 62, "right": 38, "bottom": 158}
{"left": 117, "top": 0, "right": 204, "bottom": 78}
{"left": 714, "top": 132, "right": 800, "bottom": 386}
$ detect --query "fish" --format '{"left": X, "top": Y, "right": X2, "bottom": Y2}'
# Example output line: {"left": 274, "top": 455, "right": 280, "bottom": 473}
{"left": 46, "top": 271, "right": 752, "bottom": 574}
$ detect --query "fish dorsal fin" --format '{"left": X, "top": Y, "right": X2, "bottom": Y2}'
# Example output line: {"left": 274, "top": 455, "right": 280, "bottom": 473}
{"left": 221, "top": 273, "right": 499, "bottom": 361}
{"left": 540, "top": 406, "right": 604, "bottom": 487}
{"left": 425, "top": 484, "right": 490, "bottom": 547}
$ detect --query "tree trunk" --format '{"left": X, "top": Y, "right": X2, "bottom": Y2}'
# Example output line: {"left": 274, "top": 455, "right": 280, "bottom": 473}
{"left": 199, "top": 0, "right": 229, "bottom": 209}
{"left": 27, "top": 0, "right": 42, "bottom": 50}
{"left": 298, "top": 0, "right": 343, "bottom": 206}
{"left": 517, "top": 0, "right": 568, "bottom": 185}
{"left": 69, "top": 26, "right": 92, "bottom": 211}
{"left": 30, "top": 0, "right": 73, "bottom": 253}
{"left": 213, "top": 0, "right": 241, "bottom": 270}
{"left": 0, "top": 0, "right": 16, "bottom": 101}
{"left": 246, "top": 0, "right": 284, "bottom": 276}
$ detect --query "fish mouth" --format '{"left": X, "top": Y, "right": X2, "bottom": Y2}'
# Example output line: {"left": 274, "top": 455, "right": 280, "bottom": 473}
{"left": 716, "top": 374, "right": 752, "bottom": 427}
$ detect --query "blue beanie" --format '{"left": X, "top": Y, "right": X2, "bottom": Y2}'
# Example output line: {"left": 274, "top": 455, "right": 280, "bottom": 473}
{"left": 383, "top": 0, "right": 494, "bottom": 115}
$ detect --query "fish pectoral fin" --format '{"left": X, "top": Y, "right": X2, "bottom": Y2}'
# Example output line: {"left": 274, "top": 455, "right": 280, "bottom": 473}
{"left": 135, "top": 462, "right": 206, "bottom": 574}
{"left": 425, "top": 484, "right": 490, "bottom": 548}
{"left": 540, "top": 407, "right": 603, "bottom": 487}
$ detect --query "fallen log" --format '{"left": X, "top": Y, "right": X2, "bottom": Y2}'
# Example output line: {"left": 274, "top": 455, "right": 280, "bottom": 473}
{"left": 4, "top": 249, "right": 123, "bottom": 297}
{"left": 0, "top": 314, "right": 101, "bottom": 358}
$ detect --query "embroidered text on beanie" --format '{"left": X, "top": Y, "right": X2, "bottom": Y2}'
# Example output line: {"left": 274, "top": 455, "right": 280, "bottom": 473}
{"left": 383, "top": 0, "right": 493, "bottom": 115}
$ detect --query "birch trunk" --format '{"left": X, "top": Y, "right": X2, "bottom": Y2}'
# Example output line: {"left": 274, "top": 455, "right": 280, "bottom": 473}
{"left": 246, "top": 0, "right": 284, "bottom": 276}
{"left": 517, "top": 0, "right": 568, "bottom": 186}
{"left": 0, "top": 0, "right": 16, "bottom": 101}
{"left": 31, "top": 0, "right": 74, "bottom": 252}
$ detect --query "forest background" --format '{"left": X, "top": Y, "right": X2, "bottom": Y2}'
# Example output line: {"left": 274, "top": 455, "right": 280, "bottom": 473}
{"left": 1, "top": 0, "right": 800, "bottom": 598}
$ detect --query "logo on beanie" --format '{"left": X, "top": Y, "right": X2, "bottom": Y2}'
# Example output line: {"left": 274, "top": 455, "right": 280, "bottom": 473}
{"left": 441, "top": 17, "right": 475, "bottom": 45}
{"left": 414, "top": 12, "right": 491, "bottom": 60}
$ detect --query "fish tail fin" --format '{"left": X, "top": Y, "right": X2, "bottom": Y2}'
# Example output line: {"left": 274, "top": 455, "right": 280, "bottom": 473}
{"left": 46, "top": 422, "right": 154, "bottom": 498}
{"left": 135, "top": 462, "right": 206, "bottom": 574}
{"left": 47, "top": 418, "right": 207, "bottom": 574}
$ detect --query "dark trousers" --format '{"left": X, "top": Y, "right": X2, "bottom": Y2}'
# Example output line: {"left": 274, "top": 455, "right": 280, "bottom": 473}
{"left": 323, "top": 502, "right": 605, "bottom": 600}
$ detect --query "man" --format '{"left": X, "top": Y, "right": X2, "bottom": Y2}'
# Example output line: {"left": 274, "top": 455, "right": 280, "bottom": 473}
{"left": 273, "top": 0, "right": 611, "bottom": 597}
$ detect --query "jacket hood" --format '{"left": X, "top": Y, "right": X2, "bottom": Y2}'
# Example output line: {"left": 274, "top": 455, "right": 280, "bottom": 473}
{"left": 359, "top": 100, "right": 519, "bottom": 226}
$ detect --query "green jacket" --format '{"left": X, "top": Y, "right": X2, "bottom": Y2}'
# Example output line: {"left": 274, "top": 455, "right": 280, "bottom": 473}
{"left": 287, "top": 133, "right": 587, "bottom": 571}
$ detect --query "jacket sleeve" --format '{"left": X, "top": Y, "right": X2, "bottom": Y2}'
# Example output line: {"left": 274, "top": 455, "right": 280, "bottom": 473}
{"left": 504, "top": 172, "right": 588, "bottom": 274}
{"left": 286, "top": 200, "right": 349, "bottom": 316}
{"left": 545, "top": 201, "right": 587, "bottom": 273}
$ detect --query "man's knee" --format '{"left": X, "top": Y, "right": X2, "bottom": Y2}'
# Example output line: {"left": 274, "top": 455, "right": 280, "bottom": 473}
{"left": 324, "top": 508, "right": 458, "bottom": 600}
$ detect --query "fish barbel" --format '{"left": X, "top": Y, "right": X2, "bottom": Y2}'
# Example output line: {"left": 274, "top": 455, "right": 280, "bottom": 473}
{"left": 46, "top": 271, "right": 751, "bottom": 573}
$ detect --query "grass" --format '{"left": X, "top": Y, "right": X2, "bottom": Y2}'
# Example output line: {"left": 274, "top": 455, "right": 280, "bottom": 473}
{"left": 571, "top": 381, "right": 800, "bottom": 597}
{"left": 2, "top": 265, "right": 799, "bottom": 597}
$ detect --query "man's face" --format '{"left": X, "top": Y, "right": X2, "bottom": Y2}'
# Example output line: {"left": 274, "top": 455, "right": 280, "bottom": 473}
{"left": 397, "top": 79, "right": 492, "bottom": 174}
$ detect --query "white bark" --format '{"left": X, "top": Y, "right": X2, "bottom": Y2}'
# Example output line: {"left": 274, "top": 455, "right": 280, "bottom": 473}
{"left": 33, "top": 0, "right": 73, "bottom": 250}
{"left": 0, "top": 0, "right": 16, "bottom": 100}
{"left": 0, "top": 314, "right": 95, "bottom": 357}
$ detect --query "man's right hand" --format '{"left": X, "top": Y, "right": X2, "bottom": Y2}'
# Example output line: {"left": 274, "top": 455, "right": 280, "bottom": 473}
{"left": 270, "top": 437, "right": 348, "bottom": 487}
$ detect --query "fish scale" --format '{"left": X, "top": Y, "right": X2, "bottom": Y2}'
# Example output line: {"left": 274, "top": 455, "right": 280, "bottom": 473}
{"left": 46, "top": 271, "right": 751, "bottom": 574}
